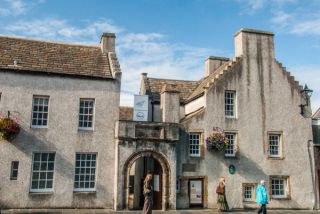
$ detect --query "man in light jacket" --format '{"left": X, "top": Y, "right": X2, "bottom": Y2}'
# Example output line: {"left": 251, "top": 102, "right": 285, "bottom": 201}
{"left": 256, "top": 180, "right": 268, "bottom": 214}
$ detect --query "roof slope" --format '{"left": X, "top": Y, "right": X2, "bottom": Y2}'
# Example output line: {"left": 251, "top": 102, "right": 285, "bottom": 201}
{"left": 187, "top": 57, "right": 242, "bottom": 102}
{"left": 145, "top": 78, "right": 200, "bottom": 103}
{"left": 313, "top": 107, "right": 320, "bottom": 119}
{"left": 0, "top": 36, "right": 112, "bottom": 78}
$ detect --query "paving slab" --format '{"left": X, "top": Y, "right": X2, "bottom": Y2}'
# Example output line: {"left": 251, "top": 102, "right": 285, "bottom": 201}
{"left": 1, "top": 209, "right": 320, "bottom": 214}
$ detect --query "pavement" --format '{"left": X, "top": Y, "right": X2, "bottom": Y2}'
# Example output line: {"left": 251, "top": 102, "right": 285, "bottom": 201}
{"left": 1, "top": 209, "right": 320, "bottom": 214}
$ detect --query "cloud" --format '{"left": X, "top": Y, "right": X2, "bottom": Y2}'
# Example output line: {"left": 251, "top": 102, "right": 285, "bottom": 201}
{"left": 270, "top": 11, "right": 293, "bottom": 28}
{"left": 0, "top": 0, "right": 42, "bottom": 16}
{"left": 290, "top": 65, "right": 320, "bottom": 113}
{"left": 0, "top": 17, "right": 220, "bottom": 107}
{"left": 290, "top": 19, "right": 320, "bottom": 36}
{"left": 238, "top": 0, "right": 297, "bottom": 14}
{"left": 117, "top": 33, "right": 218, "bottom": 106}
{"left": 2, "top": 18, "right": 124, "bottom": 43}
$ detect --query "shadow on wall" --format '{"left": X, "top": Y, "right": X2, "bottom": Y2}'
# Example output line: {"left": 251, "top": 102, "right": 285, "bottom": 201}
{"left": 8, "top": 125, "right": 108, "bottom": 208}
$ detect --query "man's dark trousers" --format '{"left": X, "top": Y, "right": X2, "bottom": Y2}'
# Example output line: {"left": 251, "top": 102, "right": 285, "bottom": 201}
{"left": 257, "top": 204, "right": 267, "bottom": 214}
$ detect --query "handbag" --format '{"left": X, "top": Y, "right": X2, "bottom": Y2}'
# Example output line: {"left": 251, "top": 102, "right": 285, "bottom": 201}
{"left": 216, "top": 186, "right": 224, "bottom": 194}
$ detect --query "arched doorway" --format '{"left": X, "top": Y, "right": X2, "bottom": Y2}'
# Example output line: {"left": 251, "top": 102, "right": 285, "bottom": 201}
{"left": 123, "top": 151, "right": 170, "bottom": 210}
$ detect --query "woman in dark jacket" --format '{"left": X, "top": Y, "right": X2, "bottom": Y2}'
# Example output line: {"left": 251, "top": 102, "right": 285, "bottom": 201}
{"left": 216, "top": 177, "right": 229, "bottom": 212}
{"left": 142, "top": 173, "right": 153, "bottom": 214}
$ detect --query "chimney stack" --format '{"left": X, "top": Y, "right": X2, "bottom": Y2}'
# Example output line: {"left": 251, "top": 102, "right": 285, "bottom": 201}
{"left": 161, "top": 84, "right": 180, "bottom": 123}
{"left": 100, "top": 33, "right": 116, "bottom": 53}
{"left": 204, "top": 56, "right": 229, "bottom": 77}
{"left": 234, "top": 28, "right": 274, "bottom": 59}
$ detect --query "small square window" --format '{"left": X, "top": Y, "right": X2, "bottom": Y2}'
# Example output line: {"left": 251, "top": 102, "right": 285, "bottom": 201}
{"left": 189, "top": 133, "right": 201, "bottom": 157}
{"left": 242, "top": 183, "right": 257, "bottom": 202}
{"left": 270, "top": 176, "right": 290, "bottom": 199}
{"left": 10, "top": 161, "right": 19, "bottom": 180}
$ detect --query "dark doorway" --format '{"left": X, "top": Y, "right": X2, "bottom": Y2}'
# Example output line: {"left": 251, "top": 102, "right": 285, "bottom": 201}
{"left": 128, "top": 156, "right": 163, "bottom": 210}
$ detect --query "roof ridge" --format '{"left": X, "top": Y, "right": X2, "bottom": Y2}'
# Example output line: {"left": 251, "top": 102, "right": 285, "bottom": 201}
{"left": 0, "top": 35, "right": 100, "bottom": 48}
{"left": 185, "top": 57, "right": 242, "bottom": 103}
{"left": 147, "top": 77, "right": 199, "bottom": 82}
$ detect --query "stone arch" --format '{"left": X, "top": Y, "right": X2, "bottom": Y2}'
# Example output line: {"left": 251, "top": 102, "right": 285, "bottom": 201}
{"left": 122, "top": 150, "right": 171, "bottom": 210}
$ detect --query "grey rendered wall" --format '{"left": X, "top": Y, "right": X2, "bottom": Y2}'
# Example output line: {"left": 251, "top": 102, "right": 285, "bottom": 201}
{"left": 0, "top": 72, "right": 120, "bottom": 208}
{"left": 177, "top": 32, "right": 315, "bottom": 209}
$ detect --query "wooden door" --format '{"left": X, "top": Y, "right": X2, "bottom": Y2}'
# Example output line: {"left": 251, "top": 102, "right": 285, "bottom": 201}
{"left": 153, "top": 159, "right": 163, "bottom": 210}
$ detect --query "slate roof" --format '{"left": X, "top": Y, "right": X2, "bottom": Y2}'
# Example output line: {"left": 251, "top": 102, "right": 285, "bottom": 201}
{"left": 119, "top": 106, "right": 133, "bottom": 120}
{"left": 0, "top": 36, "right": 112, "bottom": 79}
{"left": 145, "top": 78, "right": 200, "bottom": 103}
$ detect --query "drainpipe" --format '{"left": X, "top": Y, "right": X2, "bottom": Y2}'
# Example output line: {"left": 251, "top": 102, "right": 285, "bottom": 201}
{"left": 308, "top": 140, "right": 317, "bottom": 210}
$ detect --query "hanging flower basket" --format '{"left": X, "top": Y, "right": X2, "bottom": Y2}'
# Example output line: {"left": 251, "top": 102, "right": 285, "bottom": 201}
{"left": 205, "top": 127, "right": 228, "bottom": 151}
{"left": 0, "top": 115, "right": 20, "bottom": 142}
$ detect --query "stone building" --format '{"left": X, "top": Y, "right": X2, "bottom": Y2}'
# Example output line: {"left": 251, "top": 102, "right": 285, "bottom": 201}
{"left": 0, "top": 28, "right": 317, "bottom": 211}
{"left": 115, "top": 29, "right": 316, "bottom": 210}
{"left": 0, "top": 33, "right": 121, "bottom": 208}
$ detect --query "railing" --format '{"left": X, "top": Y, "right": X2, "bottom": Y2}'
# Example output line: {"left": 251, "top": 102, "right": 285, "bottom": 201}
{"left": 115, "top": 120, "right": 179, "bottom": 142}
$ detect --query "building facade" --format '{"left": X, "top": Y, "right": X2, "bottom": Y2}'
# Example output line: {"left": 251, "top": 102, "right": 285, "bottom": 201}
{"left": 126, "top": 29, "right": 316, "bottom": 210}
{"left": 0, "top": 34, "right": 121, "bottom": 208}
{"left": 0, "top": 28, "right": 317, "bottom": 211}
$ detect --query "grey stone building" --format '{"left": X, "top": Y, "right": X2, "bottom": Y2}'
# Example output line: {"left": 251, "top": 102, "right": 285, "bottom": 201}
{"left": 116, "top": 29, "right": 316, "bottom": 210}
{"left": 0, "top": 28, "right": 317, "bottom": 211}
{"left": 0, "top": 33, "right": 121, "bottom": 208}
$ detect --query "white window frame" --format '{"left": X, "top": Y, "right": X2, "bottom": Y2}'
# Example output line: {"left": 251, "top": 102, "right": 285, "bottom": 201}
{"left": 31, "top": 96, "right": 49, "bottom": 128}
{"left": 74, "top": 153, "right": 97, "bottom": 192}
{"left": 10, "top": 161, "right": 19, "bottom": 180}
{"left": 30, "top": 152, "right": 55, "bottom": 193}
{"left": 225, "top": 132, "right": 237, "bottom": 157}
{"left": 225, "top": 90, "right": 237, "bottom": 118}
{"left": 189, "top": 133, "right": 201, "bottom": 157}
{"left": 270, "top": 176, "right": 289, "bottom": 199}
{"left": 268, "top": 133, "right": 282, "bottom": 158}
{"left": 78, "top": 98, "right": 95, "bottom": 131}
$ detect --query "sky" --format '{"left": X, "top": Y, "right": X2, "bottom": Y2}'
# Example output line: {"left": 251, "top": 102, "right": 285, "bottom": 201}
{"left": 0, "top": 0, "right": 319, "bottom": 112}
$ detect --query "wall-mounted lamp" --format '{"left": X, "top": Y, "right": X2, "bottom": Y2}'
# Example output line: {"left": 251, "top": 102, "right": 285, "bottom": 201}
{"left": 300, "top": 84, "right": 313, "bottom": 116}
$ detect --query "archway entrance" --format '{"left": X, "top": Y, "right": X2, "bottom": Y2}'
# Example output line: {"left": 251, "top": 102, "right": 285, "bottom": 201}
{"left": 123, "top": 151, "right": 170, "bottom": 210}
{"left": 128, "top": 156, "right": 162, "bottom": 210}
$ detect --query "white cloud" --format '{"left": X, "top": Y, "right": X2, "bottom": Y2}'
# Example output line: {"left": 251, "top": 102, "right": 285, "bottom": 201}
{"left": 238, "top": 0, "right": 296, "bottom": 14}
{"left": 290, "top": 65, "right": 320, "bottom": 113}
{"left": 270, "top": 11, "right": 293, "bottom": 28}
{"left": 2, "top": 18, "right": 124, "bottom": 43}
{"left": 0, "top": 0, "right": 41, "bottom": 16}
{"left": 290, "top": 19, "right": 320, "bottom": 36}
{"left": 0, "top": 18, "right": 221, "bottom": 107}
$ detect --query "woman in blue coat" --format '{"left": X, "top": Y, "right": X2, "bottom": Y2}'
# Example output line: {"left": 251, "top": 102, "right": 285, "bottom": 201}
{"left": 256, "top": 180, "right": 268, "bottom": 214}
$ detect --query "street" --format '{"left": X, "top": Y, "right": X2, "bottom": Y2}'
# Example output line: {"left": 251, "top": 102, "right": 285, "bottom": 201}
{"left": 1, "top": 209, "right": 320, "bottom": 214}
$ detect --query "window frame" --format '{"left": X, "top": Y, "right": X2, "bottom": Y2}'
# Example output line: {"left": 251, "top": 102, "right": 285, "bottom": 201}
{"left": 31, "top": 95, "right": 50, "bottom": 129}
{"left": 224, "top": 90, "right": 237, "bottom": 119}
{"left": 74, "top": 152, "right": 98, "bottom": 192}
{"left": 270, "top": 176, "right": 290, "bottom": 199}
{"left": 189, "top": 132, "right": 201, "bottom": 157}
{"left": 30, "top": 152, "right": 55, "bottom": 193}
{"left": 10, "top": 161, "right": 19, "bottom": 180}
{"left": 176, "top": 179, "right": 181, "bottom": 194}
{"left": 78, "top": 98, "right": 95, "bottom": 131}
{"left": 224, "top": 132, "right": 237, "bottom": 157}
{"left": 268, "top": 132, "right": 283, "bottom": 158}
{"left": 242, "top": 183, "right": 257, "bottom": 202}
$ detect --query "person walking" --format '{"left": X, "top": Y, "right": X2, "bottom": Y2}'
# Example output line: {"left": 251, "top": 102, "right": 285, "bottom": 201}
{"left": 216, "top": 177, "right": 229, "bottom": 212}
{"left": 256, "top": 180, "right": 268, "bottom": 214}
{"left": 142, "top": 173, "right": 153, "bottom": 214}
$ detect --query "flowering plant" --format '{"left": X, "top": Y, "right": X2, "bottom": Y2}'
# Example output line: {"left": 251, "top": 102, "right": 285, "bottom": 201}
{"left": 205, "top": 127, "right": 228, "bottom": 151}
{"left": 0, "top": 115, "right": 20, "bottom": 141}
